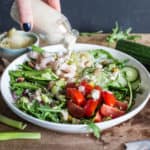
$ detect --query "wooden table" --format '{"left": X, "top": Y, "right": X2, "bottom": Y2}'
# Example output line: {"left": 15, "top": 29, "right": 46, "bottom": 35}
{"left": 0, "top": 34, "right": 150, "bottom": 150}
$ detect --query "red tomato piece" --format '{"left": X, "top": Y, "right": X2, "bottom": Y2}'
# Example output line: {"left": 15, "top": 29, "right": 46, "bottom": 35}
{"left": 94, "top": 86, "right": 102, "bottom": 92}
{"left": 102, "top": 91, "right": 116, "bottom": 106}
{"left": 93, "top": 111, "right": 102, "bottom": 123}
{"left": 100, "top": 104, "right": 125, "bottom": 118}
{"left": 67, "top": 100, "right": 85, "bottom": 119}
{"left": 80, "top": 80, "right": 94, "bottom": 95}
{"left": 115, "top": 100, "right": 128, "bottom": 111}
{"left": 66, "top": 88, "right": 85, "bottom": 106}
{"left": 66, "top": 82, "right": 76, "bottom": 89}
{"left": 84, "top": 99, "right": 99, "bottom": 117}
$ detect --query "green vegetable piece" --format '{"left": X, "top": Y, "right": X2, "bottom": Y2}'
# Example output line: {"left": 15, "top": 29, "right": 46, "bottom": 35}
{"left": 20, "top": 97, "right": 29, "bottom": 104}
{"left": 56, "top": 94, "right": 66, "bottom": 101}
{"left": 131, "top": 79, "right": 141, "bottom": 90}
{"left": 90, "top": 49, "right": 115, "bottom": 61}
{"left": 41, "top": 94, "right": 51, "bottom": 104}
{"left": 80, "top": 32, "right": 98, "bottom": 36}
{"left": 16, "top": 97, "right": 31, "bottom": 111}
{"left": 106, "top": 22, "right": 141, "bottom": 44}
{"left": 37, "top": 107, "right": 61, "bottom": 113}
{"left": 116, "top": 40, "right": 150, "bottom": 70}
{"left": 82, "top": 67, "right": 96, "bottom": 76}
{"left": 14, "top": 88, "right": 24, "bottom": 96}
{"left": 0, "top": 114, "right": 27, "bottom": 130}
{"left": 122, "top": 66, "right": 139, "bottom": 82}
{"left": 0, "top": 132, "right": 41, "bottom": 141}
{"left": 116, "top": 73, "right": 128, "bottom": 87}
{"left": 87, "top": 122, "right": 101, "bottom": 139}
{"left": 16, "top": 68, "right": 58, "bottom": 81}
{"left": 55, "top": 79, "right": 66, "bottom": 87}
{"left": 51, "top": 79, "right": 66, "bottom": 95}
{"left": 32, "top": 45, "right": 44, "bottom": 53}
{"left": 127, "top": 80, "right": 133, "bottom": 110}
{"left": 51, "top": 86, "right": 60, "bottom": 95}
{"left": 19, "top": 63, "right": 33, "bottom": 71}
{"left": 12, "top": 82, "right": 41, "bottom": 90}
{"left": 41, "top": 70, "right": 58, "bottom": 80}
{"left": 9, "top": 70, "right": 23, "bottom": 77}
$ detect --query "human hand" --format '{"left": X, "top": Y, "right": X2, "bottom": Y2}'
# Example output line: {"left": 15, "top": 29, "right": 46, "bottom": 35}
{"left": 16, "top": 0, "right": 61, "bottom": 32}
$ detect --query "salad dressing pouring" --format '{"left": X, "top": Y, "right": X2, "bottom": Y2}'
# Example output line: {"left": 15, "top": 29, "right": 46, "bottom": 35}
{"left": 10, "top": 0, "right": 77, "bottom": 50}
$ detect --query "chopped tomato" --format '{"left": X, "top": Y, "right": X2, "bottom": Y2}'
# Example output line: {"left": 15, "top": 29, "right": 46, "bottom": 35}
{"left": 84, "top": 99, "right": 99, "bottom": 117}
{"left": 100, "top": 104, "right": 125, "bottom": 118}
{"left": 66, "top": 88, "right": 85, "bottom": 106}
{"left": 66, "top": 82, "right": 76, "bottom": 89}
{"left": 115, "top": 100, "right": 128, "bottom": 111}
{"left": 94, "top": 86, "right": 102, "bottom": 93}
{"left": 102, "top": 91, "right": 116, "bottom": 106}
{"left": 67, "top": 100, "right": 85, "bottom": 119}
{"left": 93, "top": 111, "right": 102, "bottom": 123}
{"left": 80, "top": 80, "right": 94, "bottom": 95}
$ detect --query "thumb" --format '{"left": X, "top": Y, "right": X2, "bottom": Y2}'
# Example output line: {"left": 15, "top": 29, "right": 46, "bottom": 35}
{"left": 16, "top": 0, "right": 33, "bottom": 31}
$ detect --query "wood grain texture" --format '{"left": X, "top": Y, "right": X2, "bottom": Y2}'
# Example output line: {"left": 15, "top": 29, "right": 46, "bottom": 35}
{"left": 0, "top": 34, "right": 150, "bottom": 150}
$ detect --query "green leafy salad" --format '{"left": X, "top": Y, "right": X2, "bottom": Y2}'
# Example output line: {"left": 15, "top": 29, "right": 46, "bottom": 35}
{"left": 9, "top": 46, "right": 141, "bottom": 138}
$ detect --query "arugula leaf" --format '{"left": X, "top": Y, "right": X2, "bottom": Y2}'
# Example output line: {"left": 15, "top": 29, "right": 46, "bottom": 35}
{"left": 87, "top": 122, "right": 101, "bottom": 139}
{"left": 16, "top": 97, "right": 62, "bottom": 122}
{"left": 15, "top": 88, "right": 24, "bottom": 96}
{"left": 106, "top": 22, "right": 141, "bottom": 44}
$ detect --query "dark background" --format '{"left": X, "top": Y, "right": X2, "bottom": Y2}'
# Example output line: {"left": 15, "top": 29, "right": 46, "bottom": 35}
{"left": 0, "top": 0, "right": 150, "bottom": 33}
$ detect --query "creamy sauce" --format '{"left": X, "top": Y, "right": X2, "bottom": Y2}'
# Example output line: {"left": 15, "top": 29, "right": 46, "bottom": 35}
{"left": 0, "top": 28, "right": 35, "bottom": 49}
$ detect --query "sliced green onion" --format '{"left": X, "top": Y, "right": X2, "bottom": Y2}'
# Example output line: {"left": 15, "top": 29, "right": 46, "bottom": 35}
{"left": 0, "top": 114, "right": 27, "bottom": 130}
{"left": 0, "top": 132, "right": 41, "bottom": 141}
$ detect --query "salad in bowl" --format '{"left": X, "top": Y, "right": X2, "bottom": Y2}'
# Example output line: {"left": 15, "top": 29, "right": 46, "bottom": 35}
{"left": 1, "top": 44, "right": 149, "bottom": 137}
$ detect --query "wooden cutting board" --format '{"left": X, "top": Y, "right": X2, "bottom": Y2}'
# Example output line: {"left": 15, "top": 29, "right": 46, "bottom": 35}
{"left": 0, "top": 34, "right": 150, "bottom": 150}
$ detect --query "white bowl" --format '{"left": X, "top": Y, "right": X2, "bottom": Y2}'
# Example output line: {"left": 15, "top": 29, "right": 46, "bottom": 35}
{"left": 1, "top": 43, "right": 150, "bottom": 133}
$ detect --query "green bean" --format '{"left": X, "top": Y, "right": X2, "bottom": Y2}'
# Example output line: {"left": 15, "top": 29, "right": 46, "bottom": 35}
{"left": 12, "top": 82, "right": 41, "bottom": 90}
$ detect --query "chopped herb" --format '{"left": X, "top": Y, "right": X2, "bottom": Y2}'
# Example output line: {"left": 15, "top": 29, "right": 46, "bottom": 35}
{"left": 106, "top": 22, "right": 141, "bottom": 44}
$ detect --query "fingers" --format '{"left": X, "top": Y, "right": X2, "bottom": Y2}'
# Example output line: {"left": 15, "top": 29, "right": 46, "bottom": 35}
{"left": 16, "top": 0, "right": 33, "bottom": 31}
{"left": 47, "top": 0, "right": 61, "bottom": 12}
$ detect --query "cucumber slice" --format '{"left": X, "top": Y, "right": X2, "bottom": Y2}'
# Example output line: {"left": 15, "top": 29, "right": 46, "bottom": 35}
{"left": 117, "top": 73, "right": 127, "bottom": 87}
{"left": 122, "top": 66, "right": 138, "bottom": 82}
{"left": 108, "top": 81, "right": 121, "bottom": 88}
{"left": 131, "top": 79, "right": 141, "bottom": 90}
{"left": 107, "top": 72, "right": 127, "bottom": 88}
